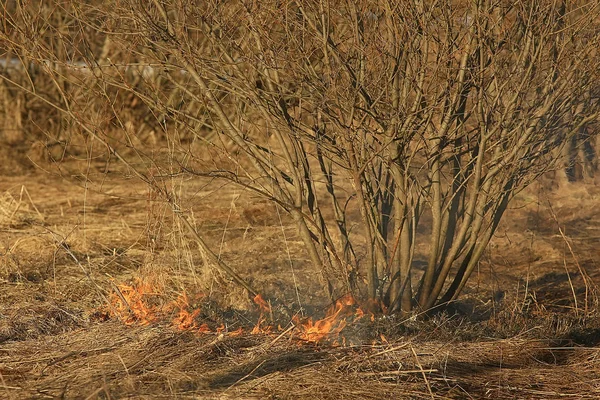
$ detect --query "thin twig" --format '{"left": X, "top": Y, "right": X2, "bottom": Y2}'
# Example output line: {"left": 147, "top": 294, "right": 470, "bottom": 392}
{"left": 360, "top": 368, "right": 438, "bottom": 377}
{"left": 546, "top": 198, "right": 592, "bottom": 315}
{"left": 411, "top": 345, "right": 435, "bottom": 400}
{"left": 222, "top": 360, "right": 267, "bottom": 394}
{"left": 264, "top": 324, "right": 296, "bottom": 350}
{"left": 0, "top": 369, "right": 16, "bottom": 400}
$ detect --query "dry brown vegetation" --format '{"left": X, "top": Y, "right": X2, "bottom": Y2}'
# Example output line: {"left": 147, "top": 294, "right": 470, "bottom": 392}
{"left": 2, "top": 0, "right": 600, "bottom": 398}
{"left": 1, "top": 169, "right": 600, "bottom": 398}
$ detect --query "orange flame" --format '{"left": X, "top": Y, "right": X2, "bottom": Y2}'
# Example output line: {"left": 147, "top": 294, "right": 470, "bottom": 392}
{"left": 294, "top": 293, "right": 363, "bottom": 343}
{"left": 251, "top": 293, "right": 273, "bottom": 334}
{"left": 198, "top": 323, "right": 211, "bottom": 333}
{"left": 251, "top": 314, "right": 273, "bottom": 334}
{"left": 253, "top": 293, "right": 271, "bottom": 313}
{"left": 108, "top": 281, "right": 376, "bottom": 345}
{"left": 229, "top": 327, "right": 244, "bottom": 336}
{"left": 109, "top": 278, "right": 159, "bottom": 326}
{"left": 170, "top": 292, "right": 201, "bottom": 331}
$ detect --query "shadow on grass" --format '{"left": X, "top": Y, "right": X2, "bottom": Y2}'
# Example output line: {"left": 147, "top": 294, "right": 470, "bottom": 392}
{"left": 209, "top": 349, "right": 327, "bottom": 388}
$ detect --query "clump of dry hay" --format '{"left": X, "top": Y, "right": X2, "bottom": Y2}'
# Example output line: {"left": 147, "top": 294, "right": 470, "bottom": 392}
{"left": 0, "top": 188, "right": 43, "bottom": 228}
{"left": 0, "top": 235, "right": 57, "bottom": 283}
{"left": 0, "top": 285, "right": 84, "bottom": 344}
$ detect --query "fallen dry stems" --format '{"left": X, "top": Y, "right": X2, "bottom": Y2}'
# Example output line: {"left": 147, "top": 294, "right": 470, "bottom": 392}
{"left": 2, "top": 319, "right": 600, "bottom": 399}
{"left": 411, "top": 345, "right": 435, "bottom": 399}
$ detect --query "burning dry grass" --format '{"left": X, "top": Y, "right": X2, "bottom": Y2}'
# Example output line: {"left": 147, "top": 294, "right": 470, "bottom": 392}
{"left": 104, "top": 276, "right": 379, "bottom": 346}
{"left": 2, "top": 171, "right": 600, "bottom": 398}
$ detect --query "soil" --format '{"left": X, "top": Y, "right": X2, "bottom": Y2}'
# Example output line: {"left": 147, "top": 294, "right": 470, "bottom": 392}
{"left": 2, "top": 154, "right": 600, "bottom": 399}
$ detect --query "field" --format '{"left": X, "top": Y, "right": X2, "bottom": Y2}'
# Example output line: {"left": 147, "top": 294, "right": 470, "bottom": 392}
{"left": 2, "top": 0, "right": 600, "bottom": 397}
{"left": 1, "top": 152, "right": 600, "bottom": 400}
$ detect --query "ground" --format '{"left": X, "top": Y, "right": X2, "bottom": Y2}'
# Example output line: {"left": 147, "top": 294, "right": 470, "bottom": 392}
{"left": 2, "top": 155, "right": 600, "bottom": 399}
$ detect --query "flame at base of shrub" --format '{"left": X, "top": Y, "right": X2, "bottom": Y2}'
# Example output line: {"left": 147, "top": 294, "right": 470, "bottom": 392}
{"left": 106, "top": 279, "right": 378, "bottom": 345}
{"left": 292, "top": 293, "right": 377, "bottom": 343}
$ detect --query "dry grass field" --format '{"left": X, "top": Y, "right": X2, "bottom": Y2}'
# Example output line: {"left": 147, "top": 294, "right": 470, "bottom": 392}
{"left": 2, "top": 1, "right": 600, "bottom": 398}
{"left": 1, "top": 153, "right": 600, "bottom": 399}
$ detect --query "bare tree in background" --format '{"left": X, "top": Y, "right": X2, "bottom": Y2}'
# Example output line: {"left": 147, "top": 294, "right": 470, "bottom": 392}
{"left": 2, "top": 0, "right": 599, "bottom": 315}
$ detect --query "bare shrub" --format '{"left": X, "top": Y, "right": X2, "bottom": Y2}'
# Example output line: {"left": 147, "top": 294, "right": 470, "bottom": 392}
{"left": 2, "top": 0, "right": 599, "bottom": 315}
